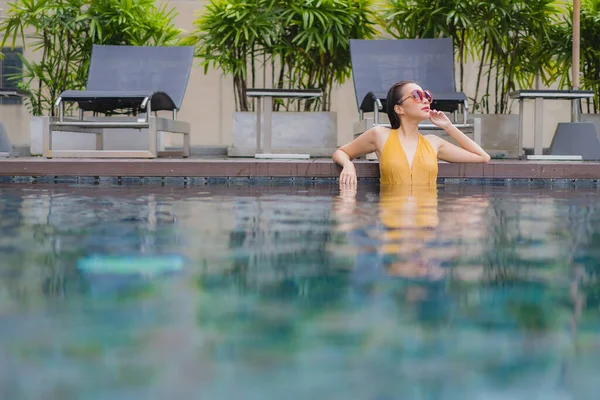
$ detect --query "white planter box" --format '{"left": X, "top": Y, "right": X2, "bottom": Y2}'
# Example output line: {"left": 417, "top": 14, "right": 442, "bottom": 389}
{"left": 228, "top": 111, "right": 337, "bottom": 157}
{"left": 472, "top": 114, "right": 520, "bottom": 158}
{"left": 30, "top": 116, "right": 49, "bottom": 156}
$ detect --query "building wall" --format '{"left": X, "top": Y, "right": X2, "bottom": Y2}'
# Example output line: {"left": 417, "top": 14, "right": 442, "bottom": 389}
{"left": 0, "top": 0, "right": 574, "bottom": 152}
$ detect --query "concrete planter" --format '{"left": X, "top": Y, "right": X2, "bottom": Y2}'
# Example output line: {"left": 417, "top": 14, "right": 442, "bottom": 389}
{"left": 472, "top": 114, "right": 520, "bottom": 159}
{"left": 30, "top": 116, "right": 49, "bottom": 156}
{"left": 29, "top": 115, "right": 166, "bottom": 156}
{"left": 581, "top": 114, "right": 600, "bottom": 137}
{"left": 228, "top": 111, "right": 337, "bottom": 157}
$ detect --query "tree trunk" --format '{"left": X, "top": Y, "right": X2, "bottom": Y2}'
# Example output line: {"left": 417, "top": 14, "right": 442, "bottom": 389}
{"left": 459, "top": 30, "right": 465, "bottom": 92}
{"left": 473, "top": 38, "right": 488, "bottom": 113}
{"left": 486, "top": 50, "right": 494, "bottom": 114}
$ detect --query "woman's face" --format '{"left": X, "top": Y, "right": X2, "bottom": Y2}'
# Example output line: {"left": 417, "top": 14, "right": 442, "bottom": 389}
{"left": 394, "top": 83, "right": 432, "bottom": 121}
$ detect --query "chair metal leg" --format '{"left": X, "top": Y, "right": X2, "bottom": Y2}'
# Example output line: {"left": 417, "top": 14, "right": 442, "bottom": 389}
{"left": 534, "top": 97, "right": 544, "bottom": 156}
{"left": 517, "top": 99, "right": 524, "bottom": 159}
{"left": 263, "top": 96, "right": 273, "bottom": 154}
{"left": 571, "top": 98, "right": 581, "bottom": 122}
{"left": 473, "top": 117, "right": 482, "bottom": 145}
{"left": 373, "top": 101, "right": 379, "bottom": 125}
{"left": 256, "top": 97, "right": 262, "bottom": 153}
{"left": 96, "top": 131, "right": 104, "bottom": 150}
{"left": 43, "top": 117, "right": 52, "bottom": 158}
{"left": 157, "top": 130, "right": 164, "bottom": 153}
{"left": 183, "top": 133, "right": 190, "bottom": 158}
{"left": 148, "top": 116, "right": 158, "bottom": 158}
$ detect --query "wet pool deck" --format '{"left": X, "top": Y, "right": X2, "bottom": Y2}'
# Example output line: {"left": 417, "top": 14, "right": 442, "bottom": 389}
{"left": 0, "top": 157, "right": 599, "bottom": 182}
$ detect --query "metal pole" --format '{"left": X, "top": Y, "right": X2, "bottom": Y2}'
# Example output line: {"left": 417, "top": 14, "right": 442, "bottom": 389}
{"left": 263, "top": 96, "right": 273, "bottom": 154}
{"left": 573, "top": 0, "right": 580, "bottom": 90}
{"left": 518, "top": 99, "right": 524, "bottom": 159}
{"left": 256, "top": 97, "right": 262, "bottom": 153}
{"left": 534, "top": 98, "right": 544, "bottom": 155}
{"left": 572, "top": 0, "right": 581, "bottom": 120}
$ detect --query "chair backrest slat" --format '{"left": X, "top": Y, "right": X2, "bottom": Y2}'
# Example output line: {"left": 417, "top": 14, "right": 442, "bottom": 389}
{"left": 86, "top": 45, "right": 195, "bottom": 110}
{"left": 350, "top": 38, "right": 456, "bottom": 109}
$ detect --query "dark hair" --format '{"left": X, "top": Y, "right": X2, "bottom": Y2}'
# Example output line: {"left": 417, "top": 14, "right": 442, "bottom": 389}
{"left": 386, "top": 80, "right": 414, "bottom": 129}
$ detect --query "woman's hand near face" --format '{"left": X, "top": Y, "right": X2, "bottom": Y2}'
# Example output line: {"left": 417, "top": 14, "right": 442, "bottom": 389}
{"left": 428, "top": 110, "right": 452, "bottom": 130}
{"left": 425, "top": 110, "right": 491, "bottom": 163}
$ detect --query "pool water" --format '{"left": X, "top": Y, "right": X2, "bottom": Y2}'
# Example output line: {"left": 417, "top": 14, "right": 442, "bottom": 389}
{"left": 1, "top": 183, "right": 600, "bottom": 399}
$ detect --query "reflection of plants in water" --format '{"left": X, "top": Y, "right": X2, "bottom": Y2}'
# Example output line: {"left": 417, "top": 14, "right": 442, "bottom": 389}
{"left": 582, "top": 277, "right": 600, "bottom": 311}
{"left": 225, "top": 198, "right": 346, "bottom": 298}
{"left": 0, "top": 192, "right": 76, "bottom": 301}
{"left": 574, "top": 232, "right": 600, "bottom": 313}
{"left": 466, "top": 193, "right": 600, "bottom": 337}
{"left": 0, "top": 189, "right": 181, "bottom": 303}
{"left": 200, "top": 199, "right": 356, "bottom": 359}
{"left": 478, "top": 196, "right": 590, "bottom": 283}
{"left": 222, "top": 232, "right": 350, "bottom": 303}
{"left": 479, "top": 199, "right": 524, "bottom": 281}
{"left": 506, "top": 300, "right": 554, "bottom": 332}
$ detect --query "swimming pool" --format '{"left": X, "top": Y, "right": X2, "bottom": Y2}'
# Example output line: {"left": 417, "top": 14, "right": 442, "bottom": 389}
{"left": 1, "top": 182, "right": 600, "bottom": 399}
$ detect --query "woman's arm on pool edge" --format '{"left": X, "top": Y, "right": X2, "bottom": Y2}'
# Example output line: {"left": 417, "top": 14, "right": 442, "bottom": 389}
{"left": 332, "top": 127, "right": 380, "bottom": 186}
{"left": 428, "top": 110, "right": 491, "bottom": 163}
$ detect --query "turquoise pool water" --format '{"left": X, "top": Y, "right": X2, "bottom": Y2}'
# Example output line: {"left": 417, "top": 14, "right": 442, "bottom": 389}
{"left": 1, "top": 182, "right": 600, "bottom": 399}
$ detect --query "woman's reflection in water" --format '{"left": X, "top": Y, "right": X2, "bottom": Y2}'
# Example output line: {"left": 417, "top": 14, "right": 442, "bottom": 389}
{"left": 334, "top": 183, "right": 489, "bottom": 285}
{"left": 378, "top": 184, "right": 442, "bottom": 279}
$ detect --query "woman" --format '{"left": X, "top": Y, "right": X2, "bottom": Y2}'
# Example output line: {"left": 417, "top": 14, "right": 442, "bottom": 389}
{"left": 332, "top": 80, "right": 491, "bottom": 186}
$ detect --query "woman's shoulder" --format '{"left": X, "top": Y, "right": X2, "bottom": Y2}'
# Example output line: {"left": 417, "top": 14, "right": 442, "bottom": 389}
{"left": 362, "top": 125, "right": 393, "bottom": 140}
{"left": 360, "top": 125, "right": 393, "bottom": 150}
{"left": 375, "top": 125, "right": 396, "bottom": 143}
{"left": 372, "top": 125, "right": 394, "bottom": 136}
{"left": 422, "top": 133, "right": 442, "bottom": 144}
{"left": 371, "top": 125, "right": 393, "bottom": 132}
{"left": 422, "top": 133, "right": 444, "bottom": 152}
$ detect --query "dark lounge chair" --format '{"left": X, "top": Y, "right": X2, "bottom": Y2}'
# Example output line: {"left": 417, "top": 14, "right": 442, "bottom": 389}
{"left": 349, "top": 38, "right": 481, "bottom": 151}
{"left": 44, "top": 45, "right": 194, "bottom": 158}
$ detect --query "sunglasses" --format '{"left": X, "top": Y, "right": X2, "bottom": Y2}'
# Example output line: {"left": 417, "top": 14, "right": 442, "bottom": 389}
{"left": 399, "top": 89, "right": 433, "bottom": 104}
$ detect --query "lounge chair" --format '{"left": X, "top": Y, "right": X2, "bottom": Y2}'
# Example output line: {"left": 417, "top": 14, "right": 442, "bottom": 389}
{"left": 44, "top": 45, "right": 194, "bottom": 158}
{"left": 349, "top": 38, "right": 481, "bottom": 150}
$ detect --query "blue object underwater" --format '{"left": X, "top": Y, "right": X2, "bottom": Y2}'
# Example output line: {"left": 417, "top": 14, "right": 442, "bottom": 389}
{"left": 77, "top": 254, "right": 185, "bottom": 294}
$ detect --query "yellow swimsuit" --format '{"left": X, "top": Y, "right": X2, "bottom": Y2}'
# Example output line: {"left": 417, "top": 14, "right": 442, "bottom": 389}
{"left": 379, "top": 130, "right": 438, "bottom": 185}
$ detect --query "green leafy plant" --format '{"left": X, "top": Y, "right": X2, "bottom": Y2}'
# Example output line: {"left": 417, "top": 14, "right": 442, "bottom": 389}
{"left": 181, "top": 0, "right": 277, "bottom": 112}
{"left": 382, "top": 0, "right": 560, "bottom": 114}
{"left": 474, "top": 0, "right": 560, "bottom": 114}
{"left": 275, "top": 0, "right": 378, "bottom": 111}
{"left": 183, "top": 0, "right": 378, "bottom": 112}
{"left": 547, "top": 0, "right": 600, "bottom": 113}
{"left": 0, "top": 0, "right": 182, "bottom": 117}
{"left": 383, "top": 0, "right": 478, "bottom": 94}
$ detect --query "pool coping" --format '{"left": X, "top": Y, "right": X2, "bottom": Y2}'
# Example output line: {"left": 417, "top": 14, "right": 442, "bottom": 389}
{"left": 0, "top": 158, "right": 600, "bottom": 185}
